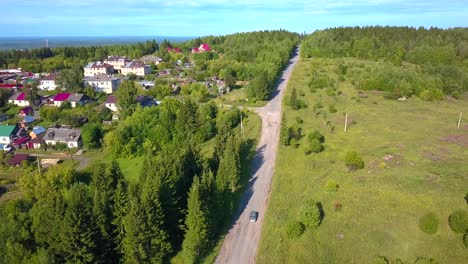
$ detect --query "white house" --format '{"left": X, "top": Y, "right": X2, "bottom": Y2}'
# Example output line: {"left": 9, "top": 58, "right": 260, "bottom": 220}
{"left": 104, "top": 55, "right": 131, "bottom": 71}
{"left": 105, "top": 95, "right": 118, "bottom": 112}
{"left": 8, "top": 92, "right": 29, "bottom": 107}
{"left": 121, "top": 61, "right": 151, "bottom": 77}
{"left": 85, "top": 74, "right": 121, "bottom": 94}
{"left": 38, "top": 73, "right": 58, "bottom": 91}
{"left": 84, "top": 61, "right": 114, "bottom": 77}
{"left": 52, "top": 93, "right": 88, "bottom": 108}
{"left": 43, "top": 128, "right": 83, "bottom": 148}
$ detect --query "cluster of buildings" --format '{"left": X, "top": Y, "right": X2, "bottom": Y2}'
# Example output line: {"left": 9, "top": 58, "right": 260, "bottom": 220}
{"left": 0, "top": 123, "right": 83, "bottom": 153}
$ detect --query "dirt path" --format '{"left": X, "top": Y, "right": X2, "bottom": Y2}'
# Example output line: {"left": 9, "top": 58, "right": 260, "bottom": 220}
{"left": 215, "top": 47, "right": 300, "bottom": 264}
{"left": 15, "top": 151, "right": 91, "bottom": 171}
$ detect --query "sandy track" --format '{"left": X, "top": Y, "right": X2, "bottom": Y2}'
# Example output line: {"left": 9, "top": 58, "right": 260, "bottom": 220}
{"left": 215, "top": 47, "right": 300, "bottom": 264}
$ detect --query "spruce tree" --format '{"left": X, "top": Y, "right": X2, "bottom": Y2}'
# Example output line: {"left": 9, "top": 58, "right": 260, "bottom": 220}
{"left": 216, "top": 135, "right": 241, "bottom": 193}
{"left": 182, "top": 177, "right": 209, "bottom": 264}
{"left": 59, "top": 183, "right": 98, "bottom": 264}
{"left": 289, "top": 87, "right": 299, "bottom": 109}
{"left": 280, "top": 115, "right": 290, "bottom": 146}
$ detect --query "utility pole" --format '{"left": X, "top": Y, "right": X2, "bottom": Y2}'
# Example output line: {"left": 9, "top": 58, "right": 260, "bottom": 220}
{"left": 240, "top": 113, "right": 244, "bottom": 138}
{"left": 458, "top": 112, "right": 463, "bottom": 129}
{"left": 344, "top": 113, "right": 348, "bottom": 132}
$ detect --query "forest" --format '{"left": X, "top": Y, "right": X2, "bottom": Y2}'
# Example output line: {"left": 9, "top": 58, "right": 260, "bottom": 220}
{"left": 0, "top": 97, "right": 256, "bottom": 263}
{"left": 301, "top": 26, "right": 468, "bottom": 99}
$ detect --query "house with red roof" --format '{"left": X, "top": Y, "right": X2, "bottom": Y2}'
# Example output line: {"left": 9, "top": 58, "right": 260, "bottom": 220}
{"left": 167, "top": 47, "right": 182, "bottom": 53}
{"left": 52, "top": 93, "right": 88, "bottom": 108}
{"left": 192, "top": 44, "right": 212, "bottom": 53}
{"left": 105, "top": 95, "right": 118, "bottom": 112}
{"left": 8, "top": 92, "right": 29, "bottom": 107}
{"left": 19, "top": 106, "right": 33, "bottom": 116}
{"left": 53, "top": 93, "right": 71, "bottom": 107}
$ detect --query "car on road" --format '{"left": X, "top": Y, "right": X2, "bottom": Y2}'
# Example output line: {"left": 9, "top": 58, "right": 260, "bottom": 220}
{"left": 249, "top": 210, "right": 259, "bottom": 222}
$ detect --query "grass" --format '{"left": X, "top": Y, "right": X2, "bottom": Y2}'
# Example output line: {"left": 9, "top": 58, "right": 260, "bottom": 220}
{"left": 212, "top": 87, "right": 268, "bottom": 107}
{"left": 257, "top": 57, "right": 468, "bottom": 264}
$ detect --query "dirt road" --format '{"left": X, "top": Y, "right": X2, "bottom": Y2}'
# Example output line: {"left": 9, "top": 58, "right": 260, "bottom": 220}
{"left": 215, "top": 47, "right": 300, "bottom": 264}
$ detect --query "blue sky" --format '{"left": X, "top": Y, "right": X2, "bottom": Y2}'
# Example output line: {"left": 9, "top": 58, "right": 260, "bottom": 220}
{"left": 0, "top": 0, "right": 467, "bottom": 37}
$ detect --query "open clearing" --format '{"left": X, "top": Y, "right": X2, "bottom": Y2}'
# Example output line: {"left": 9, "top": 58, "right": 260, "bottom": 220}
{"left": 257, "top": 58, "right": 468, "bottom": 264}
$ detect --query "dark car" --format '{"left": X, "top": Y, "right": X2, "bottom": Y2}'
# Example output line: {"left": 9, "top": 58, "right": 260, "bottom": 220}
{"left": 249, "top": 210, "right": 259, "bottom": 222}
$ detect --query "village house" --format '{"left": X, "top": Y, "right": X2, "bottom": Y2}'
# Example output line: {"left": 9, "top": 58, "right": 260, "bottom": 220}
{"left": 8, "top": 92, "right": 29, "bottom": 107}
{"left": 104, "top": 55, "right": 131, "bottom": 71}
{"left": 105, "top": 95, "right": 118, "bottom": 112}
{"left": 53, "top": 93, "right": 88, "bottom": 108}
{"left": 167, "top": 47, "right": 182, "bottom": 53}
{"left": 38, "top": 73, "right": 59, "bottom": 91}
{"left": 140, "top": 55, "right": 163, "bottom": 65}
{"left": 43, "top": 127, "right": 83, "bottom": 148}
{"left": 85, "top": 74, "right": 121, "bottom": 94}
{"left": 121, "top": 61, "right": 151, "bottom": 77}
{"left": 84, "top": 61, "right": 114, "bottom": 77}
{"left": 0, "top": 125, "right": 18, "bottom": 149}
{"left": 192, "top": 43, "right": 212, "bottom": 53}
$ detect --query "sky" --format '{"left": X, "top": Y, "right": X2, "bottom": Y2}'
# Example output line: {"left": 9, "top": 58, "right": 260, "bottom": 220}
{"left": 0, "top": 0, "right": 466, "bottom": 37}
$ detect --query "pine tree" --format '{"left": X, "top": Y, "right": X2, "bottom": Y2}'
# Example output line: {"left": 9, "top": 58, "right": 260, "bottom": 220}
{"left": 182, "top": 177, "right": 209, "bottom": 264}
{"left": 141, "top": 177, "right": 173, "bottom": 263}
{"left": 280, "top": 115, "right": 290, "bottom": 146}
{"left": 91, "top": 161, "right": 124, "bottom": 262}
{"left": 289, "top": 87, "right": 299, "bottom": 109}
{"left": 200, "top": 170, "right": 218, "bottom": 239}
{"left": 216, "top": 135, "right": 241, "bottom": 193}
{"left": 59, "top": 183, "right": 98, "bottom": 264}
{"left": 122, "top": 188, "right": 149, "bottom": 264}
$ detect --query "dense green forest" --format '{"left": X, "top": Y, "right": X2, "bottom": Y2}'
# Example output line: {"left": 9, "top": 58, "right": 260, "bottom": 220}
{"left": 0, "top": 97, "right": 256, "bottom": 263}
{"left": 301, "top": 26, "right": 468, "bottom": 98}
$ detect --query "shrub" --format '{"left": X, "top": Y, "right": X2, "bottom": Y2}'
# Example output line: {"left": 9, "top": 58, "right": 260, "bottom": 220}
{"left": 418, "top": 213, "right": 439, "bottom": 235}
{"left": 295, "top": 117, "right": 303, "bottom": 124}
{"left": 419, "top": 88, "right": 444, "bottom": 101}
{"left": 308, "top": 129, "right": 324, "bottom": 143}
{"left": 300, "top": 200, "right": 322, "bottom": 229}
{"left": 344, "top": 151, "right": 364, "bottom": 171}
{"left": 413, "top": 257, "right": 437, "bottom": 264}
{"left": 285, "top": 221, "right": 305, "bottom": 239}
{"left": 463, "top": 233, "right": 468, "bottom": 248}
{"left": 328, "top": 105, "right": 337, "bottom": 113}
{"left": 326, "top": 180, "right": 339, "bottom": 192}
{"left": 448, "top": 209, "right": 468, "bottom": 233}
{"left": 464, "top": 192, "right": 468, "bottom": 205}
{"left": 306, "top": 139, "right": 324, "bottom": 154}
{"left": 374, "top": 256, "right": 389, "bottom": 264}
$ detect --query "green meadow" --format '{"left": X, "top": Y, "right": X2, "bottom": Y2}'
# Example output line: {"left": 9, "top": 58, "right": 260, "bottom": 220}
{"left": 257, "top": 58, "right": 468, "bottom": 264}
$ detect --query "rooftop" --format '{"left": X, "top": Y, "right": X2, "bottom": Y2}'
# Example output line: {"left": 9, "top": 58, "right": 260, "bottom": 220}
{"left": 41, "top": 72, "right": 58, "bottom": 81}
{"left": 43, "top": 128, "right": 82, "bottom": 143}
{"left": 0, "top": 125, "right": 16, "bottom": 137}
{"left": 105, "top": 95, "right": 117, "bottom": 104}
{"left": 53, "top": 93, "right": 71, "bottom": 101}
{"left": 85, "top": 61, "right": 114, "bottom": 69}
{"left": 9, "top": 92, "right": 25, "bottom": 101}
{"left": 85, "top": 74, "right": 120, "bottom": 82}
{"left": 123, "top": 61, "right": 148, "bottom": 69}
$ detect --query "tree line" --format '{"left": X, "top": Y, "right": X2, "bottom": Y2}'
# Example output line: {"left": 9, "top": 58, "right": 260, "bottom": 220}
{"left": 301, "top": 26, "right": 468, "bottom": 98}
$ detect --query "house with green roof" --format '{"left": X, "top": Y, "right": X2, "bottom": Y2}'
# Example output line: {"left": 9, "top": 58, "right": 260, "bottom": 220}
{"left": 0, "top": 125, "right": 17, "bottom": 147}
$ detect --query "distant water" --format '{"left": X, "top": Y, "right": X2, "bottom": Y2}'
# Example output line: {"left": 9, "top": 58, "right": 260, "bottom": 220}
{"left": 0, "top": 36, "right": 194, "bottom": 50}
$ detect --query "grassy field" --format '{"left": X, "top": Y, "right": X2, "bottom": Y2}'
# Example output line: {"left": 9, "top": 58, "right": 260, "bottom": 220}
{"left": 212, "top": 87, "right": 268, "bottom": 107}
{"left": 257, "top": 58, "right": 468, "bottom": 264}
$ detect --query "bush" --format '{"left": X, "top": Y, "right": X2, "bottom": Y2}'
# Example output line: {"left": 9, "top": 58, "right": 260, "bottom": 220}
{"left": 374, "top": 256, "right": 389, "bottom": 264}
{"left": 463, "top": 233, "right": 468, "bottom": 248}
{"left": 328, "top": 105, "right": 337, "bottom": 113}
{"left": 418, "top": 213, "right": 439, "bottom": 235}
{"left": 419, "top": 88, "right": 444, "bottom": 101}
{"left": 326, "top": 180, "right": 339, "bottom": 192}
{"left": 413, "top": 257, "right": 437, "bottom": 264}
{"left": 306, "top": 139, "right": 324, "bottom": 154}
{"left": 285, "top": 221, "right": 305, "bottom": 239}
{"left": 300, "top": 200, "right": 322, "bottom": 229}
{"left": 344, "top": 151, "right": 364, "bottom": 171}
{"left": 295, "top": 117, "right": 303, "bottom": 124}
{"left": 448, "top": 209, "right": 468, "bottom": 233}
{"left": 308, "top": 129, "right": 325, "bottom": 143}
{"left": 464, "top": 192, "right": 468, "bottom": 205}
